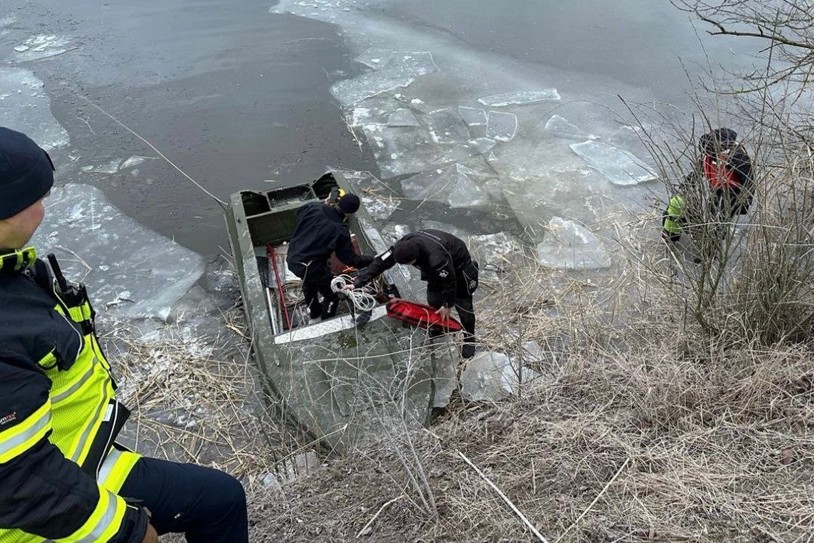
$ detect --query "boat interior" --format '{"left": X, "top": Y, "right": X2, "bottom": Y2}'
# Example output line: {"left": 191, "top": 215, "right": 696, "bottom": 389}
{"left": 240, "top": 174, "right": 395, "bottom": 336}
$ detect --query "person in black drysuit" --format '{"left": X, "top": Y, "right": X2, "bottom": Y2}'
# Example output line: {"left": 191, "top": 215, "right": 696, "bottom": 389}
{"left": 286, "top": 193, "right": 374, "bottom": 320}
{"left": 354, "top": 230, "right": 479, "bottom": 359}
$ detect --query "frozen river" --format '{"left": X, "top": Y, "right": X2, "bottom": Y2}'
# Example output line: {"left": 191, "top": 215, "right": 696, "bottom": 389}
{"left": 1, "top": 0, "right": 763, "bottom": 321}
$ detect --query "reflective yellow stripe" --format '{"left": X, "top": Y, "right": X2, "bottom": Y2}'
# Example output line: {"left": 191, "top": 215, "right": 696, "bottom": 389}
{"left": 67, "top": 303, "right": 93, "bottom": 323}
{"left": 68, "top": 379, "right": 111, "bottom": 465}
{"left": 54, "top": 490, "right": 126, "bottom": 543}
{"left": 0, "top": 403, "right": 52, "bottom": 463}
{"left": 98, "top": 448, "right": 141, "bottom": 493}
{"left": 51, "top": 364, "right": 95, "bottom": 404}
{"left": 37, "top": 349, "right": 58, "bottom": 370}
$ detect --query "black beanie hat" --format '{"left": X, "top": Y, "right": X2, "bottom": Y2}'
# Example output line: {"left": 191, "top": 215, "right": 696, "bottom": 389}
{"left": 0, "top": 127, "right": 55, "bottom": 220}
{"left": 699, "top": 128, "right": 738, "bottom": 156}
{"left": 393, "top": 239, "right": 420, "bottom": 264}
{"left": 337, "top": 193, "right": 361, "bottom": 215}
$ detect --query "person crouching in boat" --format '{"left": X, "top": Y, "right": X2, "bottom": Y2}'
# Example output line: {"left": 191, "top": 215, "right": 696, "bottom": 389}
{"left": 354, "top": 230, "right": 479, "bottom": 359}
{"left": 286, "top": 192, "right": 374, "bottom": 320}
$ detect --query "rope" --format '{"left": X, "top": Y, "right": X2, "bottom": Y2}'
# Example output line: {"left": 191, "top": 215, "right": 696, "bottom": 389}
{"left": 331, "top": 274, "right": 377, "bottom": 312}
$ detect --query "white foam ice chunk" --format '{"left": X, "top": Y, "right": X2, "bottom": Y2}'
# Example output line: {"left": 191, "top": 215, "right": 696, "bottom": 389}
{"left": 32, "top": 184, "right": 204, "bottom": 321}
{"left": 0, "top": 67, "right": 69, "bottom": 150}
{"left": 536, "top": 217, "right": 611, "bottom": 270}
{"left": 427, "top": 108, "right": 470, "bottom": 144}
{"left": 467, "top": 232, "right": 525, "bottom": 271}
{"left": 81, "top": 160, "right": 122, "bottom": 175}
{"left": 460, "top": 351, "right": 541, "bottom": 401}
{"left": 478, "top": 89, "right": 561, "bottom": 107}
{"left": 368, "top": 124, "right": 474, "bottom": 178}
{"left": 355, "top": 47, "right": 395, "bottom": 70}
{"left": 570, "top": 140, "right": 656, "bottom": 186}
{"left": 332, "top": 74, "right": 416, "bottom": 105}
{"left": 487, "top": 111, "right": 518, "bottom": 142}
{"left": 14, "top": 34, "right": 72, "bottom": 61}
{"left": 544, "top": 114, "right": 595, "bottom": 141}
{"left": 401, "top": 163, "right": 489, "bottom": 208}
{"left": 458, "top": 106, "right": 488, "bottom": 127}
{"left": 331, "top": 51, "right": 438, "bottom": 105}
{"left": 468, "top": 137, "right": 496, "bottom": 155}
{"left": 120, "top": 156, "right": 151, "bottom": 169}
{"left": 431, "top": 342, "right": 460, "bottom": 408}
{"left": 387, "top": 108, "right": 420, "bottom": 127}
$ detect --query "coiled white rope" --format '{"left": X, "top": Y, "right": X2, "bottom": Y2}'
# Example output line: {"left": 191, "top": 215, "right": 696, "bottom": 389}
{"left": 331, "top": 274, "right": 377, "bottom": 312}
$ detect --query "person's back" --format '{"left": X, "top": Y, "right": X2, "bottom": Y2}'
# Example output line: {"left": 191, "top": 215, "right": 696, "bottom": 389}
{"left": 286, "top": 201, "right": 348, "bottom": 268}
{"left": 286, "top": 194, "right": 372, "bottom": 320}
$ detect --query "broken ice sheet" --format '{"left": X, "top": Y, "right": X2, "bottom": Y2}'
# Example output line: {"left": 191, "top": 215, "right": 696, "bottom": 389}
{"left": 81, "top": 160, "right": 122, "bottom": 175}
{"left": 355, "top": 47, "right": 395, "bottom": 70}
{"left": 331, "top": 51, "right": 438, "bottom": 105}
{"left": 468, "top": 137, "right": 496, "bottom": 155}
{"left": 544, "top": 114, "right": 594, "bottom": 141}
{"left": 487, "top": 111, "right": 518, "bottom": 142}
{"left": 427, "top": 108, "right": 470, "bottom": 144}
{"left": 387, "top": 108, "right": 420, "bottom": 127}
{"left": 400, "top": 163, "right": 490, "bottom": 208}
{"left": 338, "top": 167, "right": 400, "bottom": 221}
{"left": 32, "top": 184, "right": 204, "bottom": 321}
{"left": 458, "top": 106, "right": 488, "bottom": 128}
{"left": 0, "top": 67, "right": 69, "bottom": 150}
{"left": 478, "top": 89, "right": 561, "bottom": 107}
{"left": 14, "top": 35, "right": 72, "bottom": 62}
{"left": 536, "top": 217, "right": 611, "bottom": 270}
{"left": 570, "top": 140, "right": 656, "bottom": 186}
{"left": 459, "top": 351, "right": 541, "bottom": 402}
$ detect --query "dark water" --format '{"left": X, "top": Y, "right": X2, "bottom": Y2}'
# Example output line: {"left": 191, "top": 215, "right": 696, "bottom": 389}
{"left": 5, "top": 0, "right": 377, "bottom": 255}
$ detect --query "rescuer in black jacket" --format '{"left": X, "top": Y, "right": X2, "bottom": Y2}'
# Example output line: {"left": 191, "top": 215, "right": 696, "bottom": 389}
{"left": 286, "top": 193, "right": 374, "bottom": 320}
{"left": 0, "top": 127, "right": 247, "bottom": 543}
{"left": 355, "top": 229, "right": 479, "bottom": 358}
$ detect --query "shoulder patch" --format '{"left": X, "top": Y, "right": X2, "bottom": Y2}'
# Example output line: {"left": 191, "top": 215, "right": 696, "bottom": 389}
{"left": 437, "top": 269, "right": 449, "bottom": 278}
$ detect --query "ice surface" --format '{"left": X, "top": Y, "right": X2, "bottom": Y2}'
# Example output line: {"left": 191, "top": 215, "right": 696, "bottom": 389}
{"left": 0, "top": 67, "right": 69, "bottom": 150}
{"left": 427, "top": 108, "right": 470, "bottom": 144}
{"left": 544, "top": 114, "right": 594, "bottom": 141}
{"left": 387, "top": 108, "right": 420, "bottom": 127}
{"left": 478, "top": 89, "right": 561, "bottom": 107}
{"left": 336, "top": 169, "right": 400, "bottom": 221}
{"left": 14, "top": 35, "right": 72, "bottom": 62}
{"left": 400, "top": 163, "right": 489, "bottom": 208}
{"left": 32, "top": 184, "right": 205, "bottom": 321}
{"left": 81, "top": 160, "right": 122, "bottom": 175}
{"left": 331, "top": 51, "right": 438, "bottom": 104}
{"left": 535, "top": 217, "right": 611, "bottom": 270}
{"left": 467, "top": 232, "right": 525, "bottom": 273}
{"left": 468, "top": 137, "right": 496, "bottom": 155}
{"left": 457, "top": 106, "right": 488, "bottom": 127}
{"left": 570, "top": 140, "right": 656, "bottom": 186}
{"left": 486, "top": 111, "right": 518, "bottom": 142}
{"left": 355, "top": 47, "right": 395, "bottom": 69}
{"left": 459, "top": 351, "right": 541, "bottom": 401}
{"left": 121, "top": 156, "right": 151, "bottom": 169}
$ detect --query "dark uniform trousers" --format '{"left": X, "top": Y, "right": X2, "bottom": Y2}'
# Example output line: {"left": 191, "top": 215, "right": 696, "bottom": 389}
{"left": 119, "top": 456, "right": 248, "bottom": 542}
{"left": 289, "top": 261, "right": 340, "bottom": 319}
{"left": 426, "top": 260, "right": 478, "bottom": 344}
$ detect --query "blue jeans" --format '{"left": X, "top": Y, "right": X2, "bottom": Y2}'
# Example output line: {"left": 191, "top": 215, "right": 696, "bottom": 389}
{"left": 119, "top": 457, "right": 248, "bottom": 543}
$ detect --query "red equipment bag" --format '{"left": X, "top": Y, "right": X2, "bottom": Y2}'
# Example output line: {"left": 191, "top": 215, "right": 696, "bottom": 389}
{"left": 385, "top": 298, "right": 462, "bottom": 333}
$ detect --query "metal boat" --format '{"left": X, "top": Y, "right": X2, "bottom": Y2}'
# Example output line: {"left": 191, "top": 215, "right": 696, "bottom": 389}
{"left": 226, "top": 171, "right": 444, "bottom": 452}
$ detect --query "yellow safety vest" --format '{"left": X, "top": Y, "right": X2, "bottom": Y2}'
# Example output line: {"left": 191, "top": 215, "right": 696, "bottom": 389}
{"left": 0, "top": 250, "right": 140, "bottom": 543}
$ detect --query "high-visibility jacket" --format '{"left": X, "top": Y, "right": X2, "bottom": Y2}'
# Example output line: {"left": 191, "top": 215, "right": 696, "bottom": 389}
{"left": 662, "top": 194, "right": 685, "bottom": 236}
{"left": 0, "top": 248, "right": 147, "bottom": 543}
